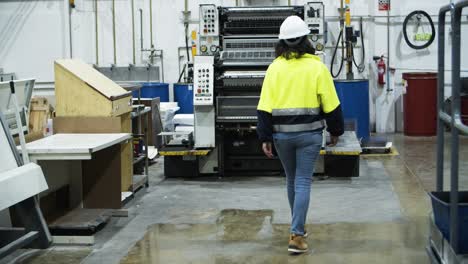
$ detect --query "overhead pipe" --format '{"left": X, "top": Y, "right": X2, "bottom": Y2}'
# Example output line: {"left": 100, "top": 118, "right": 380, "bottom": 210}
{"left": 148, "top": 50, "right": 165, "bottom": 82}
{"left": 345, "top": 0, "right": 351, "bottom": 26}
{"left": 68, "top": 1, "right": 73, "bottom": 58}
{"left": 95, "top": 0, "right": 99, "bottom": 65}
{"left": 140, "top": 9, "right": 144, "bottom": 52}
{"left": 184, "top": 0, "right": 190, "bottom": 62}
{"left": 150, "top": 0, "right": 154, "bottom": 49}
{"left": 340, "top": 0, "right": 345, "bottom": 76}
{"left": 344, "top": 0, "right": 353, "bottom": 80}
{"left": 159, "top": 50, "right": 165, "bottom": 83}
{"left": 139, "top": 9, "right": 153, "bottom": 66}
{"left": 387, "top": 0, "right": 396, "bottom": 132}
{"left": 131, "top": 0, "right": 136, "bottom": 64}
{"left": 112, "top": 0, "right": 117, "bottom": 65}
{"left": 387, "top": 0, "right": 391, "bottom": 92}
{"left": 140, "top": 1, "right": 163, "bottom": 81}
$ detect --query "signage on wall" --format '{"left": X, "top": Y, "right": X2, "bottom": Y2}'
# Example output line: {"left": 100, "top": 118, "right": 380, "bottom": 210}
{"left": 378, "top": 0, "right": 390, "bottom": 11}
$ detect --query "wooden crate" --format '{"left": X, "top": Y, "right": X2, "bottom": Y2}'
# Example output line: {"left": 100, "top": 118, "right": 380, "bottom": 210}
{"left": 29, "top": 97, "right": 53, "bottom": 136}
{"left": 54, "top": 59, "right": 133, "bottom": 192}
{"left": 54, "top": 59, "right": 132, "bottom": 117}
{"left": 14, "top": 97, "right": 54, "bottom": 144}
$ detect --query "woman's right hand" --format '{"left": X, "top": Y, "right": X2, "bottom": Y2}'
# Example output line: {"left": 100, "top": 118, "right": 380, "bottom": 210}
{"left": 262, "top": 142, "right": 274, "bottom": 158}
{"left": 328, "top": 136, "right": 339, "bottom": 147}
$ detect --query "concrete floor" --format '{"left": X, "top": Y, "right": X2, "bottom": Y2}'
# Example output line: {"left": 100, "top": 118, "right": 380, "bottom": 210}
{"left": 2, "top": 134, "right": 467, "bottom": 264}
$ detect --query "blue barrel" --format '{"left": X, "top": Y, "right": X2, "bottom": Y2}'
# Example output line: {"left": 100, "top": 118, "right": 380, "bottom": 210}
{"left": 174, "top": 83, "right": 194, "bottom": 114}
{"left": 334, "top": 79, "right": 370, "bottom": 140}
{"left": 132, "top": 82, "right": 169, "bottom": 102}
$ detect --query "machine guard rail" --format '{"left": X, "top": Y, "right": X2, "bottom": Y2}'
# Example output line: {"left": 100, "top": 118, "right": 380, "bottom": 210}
{"left": 436, "top": 0, "right": 468, "bottom": 253}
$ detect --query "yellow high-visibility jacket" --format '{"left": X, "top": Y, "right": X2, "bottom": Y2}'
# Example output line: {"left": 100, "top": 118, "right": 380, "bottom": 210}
{"left": 257, "top": 53, "right": 344, "bottom": 142}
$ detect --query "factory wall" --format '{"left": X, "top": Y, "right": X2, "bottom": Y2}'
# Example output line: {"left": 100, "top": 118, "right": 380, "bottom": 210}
{"left": 0, "top": 0, "right": 467, "bottom": 132}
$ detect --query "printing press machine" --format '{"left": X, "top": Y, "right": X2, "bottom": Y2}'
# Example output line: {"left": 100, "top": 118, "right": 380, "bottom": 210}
{"left": 160, "top": 4, "right": 362, "bottom": 177}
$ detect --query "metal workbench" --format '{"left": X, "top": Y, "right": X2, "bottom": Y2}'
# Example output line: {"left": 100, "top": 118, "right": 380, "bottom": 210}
{"left": 22, "top": 133, "right": 132, "bottom": 207}
{"left": 22, "top": 133, "right": 132, "bottom": 162}
{"left": 16, "top": 133, "right": 134, "bottom": 240}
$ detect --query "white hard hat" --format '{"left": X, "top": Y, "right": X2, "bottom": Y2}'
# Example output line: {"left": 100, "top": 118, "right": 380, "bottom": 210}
{"left": 278, "top": 15, "right": 310, "bottom": 40}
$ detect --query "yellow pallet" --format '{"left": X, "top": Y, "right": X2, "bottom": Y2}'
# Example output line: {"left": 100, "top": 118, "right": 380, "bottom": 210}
{"left": 160, "top": 149, "right": 359, "bottom": 157}
{"left": 159, "top": 150, "right": 211, "bottom": 156}
{"left": 319, "top": 150, "right": 361, "bottom": 156}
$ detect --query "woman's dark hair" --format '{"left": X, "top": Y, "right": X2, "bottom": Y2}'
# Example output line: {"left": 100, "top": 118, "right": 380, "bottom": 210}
{"left": 275, "top": 36, "right": 316, "bottom": 60}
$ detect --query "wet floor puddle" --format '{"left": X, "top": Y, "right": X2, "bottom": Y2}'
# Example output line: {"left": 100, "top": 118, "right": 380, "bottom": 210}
{"left": 120, "top": 209, "right": 429, "bottom": 264}
{"left": 13, "top": 247, "right": 91, "bottom": 264}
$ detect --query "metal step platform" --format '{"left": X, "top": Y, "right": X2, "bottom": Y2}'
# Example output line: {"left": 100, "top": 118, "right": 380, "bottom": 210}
{"left": 361, "top": 136, "right": 392, "bottom": 154}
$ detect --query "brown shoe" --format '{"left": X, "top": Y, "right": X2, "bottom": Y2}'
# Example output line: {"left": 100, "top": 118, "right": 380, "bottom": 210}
{"left": 288, "top": 234, "right": 308, "bottom": 253}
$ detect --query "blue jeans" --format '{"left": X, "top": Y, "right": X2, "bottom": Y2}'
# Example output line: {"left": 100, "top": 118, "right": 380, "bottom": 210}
{"left": 273, "top": 131, "right": 322, "bottom": 236}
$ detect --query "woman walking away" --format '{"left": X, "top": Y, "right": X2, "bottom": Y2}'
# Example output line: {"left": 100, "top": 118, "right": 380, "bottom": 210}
{"left": 257, "top": 15, "right": 344, "bottom": 254}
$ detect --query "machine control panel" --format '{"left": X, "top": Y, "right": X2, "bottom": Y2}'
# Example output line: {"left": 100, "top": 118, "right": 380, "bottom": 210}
{"left": 193, "top": 56, "right": 214, "bottom": 106}
{"left": 199, "top": 4, "right": 220, "bottom": 55}
{"left": 199, "top": 4, "right": 219, "bottom": 36}
{"left": 304, "top": 2, "right": 325, "bottom": 51}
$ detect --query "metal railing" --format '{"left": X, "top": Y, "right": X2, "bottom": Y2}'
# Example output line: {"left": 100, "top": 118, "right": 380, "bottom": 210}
{"left": 436, "top": 0, "right": 468, "bottom": 253}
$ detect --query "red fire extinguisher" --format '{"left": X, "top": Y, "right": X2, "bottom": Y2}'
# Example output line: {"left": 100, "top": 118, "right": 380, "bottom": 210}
{"left": 377, "top": 56, "right": 386, "bottom": 86}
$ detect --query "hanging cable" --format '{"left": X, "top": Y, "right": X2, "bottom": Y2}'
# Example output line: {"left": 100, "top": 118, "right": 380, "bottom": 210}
{"left": 352, "top": 17, "right": 366, "bottom": 73}
{"left": 330, "top": 29, "right": 345, "bottom": 78}
{"left": 178, "top": 64, "right": 187, "bottom": 83}
{"left": 185, "top": 23, "right": 191, "bottom": 62}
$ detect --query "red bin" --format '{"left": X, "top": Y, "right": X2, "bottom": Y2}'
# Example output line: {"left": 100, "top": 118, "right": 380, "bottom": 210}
{"left": 402, "top": 72, "right": 438, "bottom": 136}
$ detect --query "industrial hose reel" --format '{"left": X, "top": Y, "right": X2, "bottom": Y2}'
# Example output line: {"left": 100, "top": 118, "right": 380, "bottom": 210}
{"left": 403, "top": 10, "right": 435, "bottom": 50}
